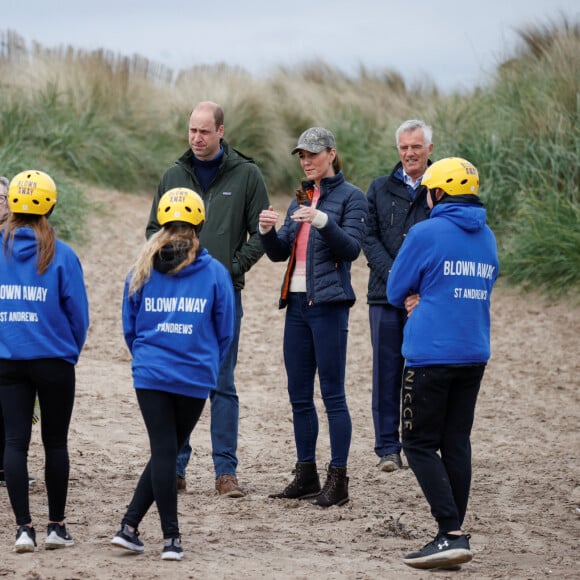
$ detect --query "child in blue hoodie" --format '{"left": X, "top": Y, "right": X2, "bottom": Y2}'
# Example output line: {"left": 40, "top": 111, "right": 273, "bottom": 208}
{"left": 0, "top": 170, "right": 90, "bottom": 553}
{"left": 387, "top": 158, "right": 499, "bottom": 571}
{"left": 0, "top": 175, "right": 38, "bottom": 489}
{"left": 111, "top": 188, "right": 234, "bottom": 561}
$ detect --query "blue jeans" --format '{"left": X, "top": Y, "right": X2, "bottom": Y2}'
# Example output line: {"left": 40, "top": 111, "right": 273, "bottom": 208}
{"left": 283, "top": 293, "right": 351, "bottom": 467}
{"left": 369, "top": 304, "right": 406, "bottom": 457}
{"left": 176, "top": 290, "right": 242, "bottom": 479}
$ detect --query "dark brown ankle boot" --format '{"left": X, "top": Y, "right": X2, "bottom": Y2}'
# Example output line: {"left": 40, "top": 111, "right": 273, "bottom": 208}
{"left": 310, "top": 465, "right": 349, "bottom": 507}
{"left": 269, "top": 462, "right": 321, "bottom": 499}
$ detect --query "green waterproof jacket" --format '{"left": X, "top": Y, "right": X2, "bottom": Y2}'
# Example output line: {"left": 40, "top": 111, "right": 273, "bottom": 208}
{"left": 146, "top": 139, "right": 270, "bottom": 290}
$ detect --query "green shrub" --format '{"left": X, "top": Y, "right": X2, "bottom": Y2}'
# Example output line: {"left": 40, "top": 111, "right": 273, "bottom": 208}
{"left": 501, "top": 192, "right": 580, "bottom": 296}
{"left": 0, "top": 19, "right": 578, "bottom": 296}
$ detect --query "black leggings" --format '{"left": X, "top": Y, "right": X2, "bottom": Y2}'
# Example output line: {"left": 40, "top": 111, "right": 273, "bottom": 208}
{"left": 0, "top": 398, "right": 4, "bottom": 472}
{"left": 122, "top": 389, "right": 206, "bottom": 539}
{"left": 0, "top": 358, "right": 75, "bottom": 526}
{"left": 402, "top": 364, "right": 485, "bottom": 533}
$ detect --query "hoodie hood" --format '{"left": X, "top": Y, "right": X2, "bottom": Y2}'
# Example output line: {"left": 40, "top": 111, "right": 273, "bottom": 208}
{"left": 154, "top": 240, "right": 195, "bottom": 273}
{"left": 152, "top": 246, "right": 211, "bottom": 278}
{"left": 1, "top": 227, "right": 39, "bottom": 263}
{"left": 430, "top": 202, "right": 487, "bottom": 233}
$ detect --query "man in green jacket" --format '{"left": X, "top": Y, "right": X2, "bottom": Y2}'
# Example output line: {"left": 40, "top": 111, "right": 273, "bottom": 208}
{"left": 146, "top": 101, "right": 270, "bottom": 497}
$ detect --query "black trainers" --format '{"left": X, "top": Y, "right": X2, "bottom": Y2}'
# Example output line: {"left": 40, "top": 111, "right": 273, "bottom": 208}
{"left": 161, "top": 537, "right": 183, "bottom": 561}
{"left": 14, "top": 525, "right": 37, "bottom": 553}
{"left": 403, "top": 533, "right": 472, "bottom": 569}
{"left": 111, "top": 524, "right": 145, "bottom": 553}
{"left": 45, "top": 522, "right": 74, "bottom": 549}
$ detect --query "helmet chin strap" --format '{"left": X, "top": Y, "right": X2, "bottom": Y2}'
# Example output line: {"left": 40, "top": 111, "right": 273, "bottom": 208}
{"left": 429, "top": 188, "right": 451, "bottom": 207}
{"left": 429, "top": 188, "right": 440, "bottom": 207}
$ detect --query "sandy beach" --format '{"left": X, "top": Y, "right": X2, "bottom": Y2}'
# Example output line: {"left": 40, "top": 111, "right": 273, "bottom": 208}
{"left": 0, "top": 187, "right": 578, "bottom": 579}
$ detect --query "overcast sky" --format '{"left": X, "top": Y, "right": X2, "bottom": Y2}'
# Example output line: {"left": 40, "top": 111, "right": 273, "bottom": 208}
{"left": 2, "top": 0, "right": 578, "bottom": 92}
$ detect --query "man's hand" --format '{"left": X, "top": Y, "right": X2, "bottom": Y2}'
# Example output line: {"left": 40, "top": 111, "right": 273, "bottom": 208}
{"left": 404, "top": 293, "right": 420, "bottom": 317}
{"left": 258, "top": 205, "right": 279, "bottom": 234}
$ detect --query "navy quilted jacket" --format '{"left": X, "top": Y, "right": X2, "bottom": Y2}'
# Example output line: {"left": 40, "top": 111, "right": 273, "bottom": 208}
{"left": 260, "top": 172, "right": 368, "bottom": 309}
{"left": 362, "top": 162, "right": 430, "bottom": 305}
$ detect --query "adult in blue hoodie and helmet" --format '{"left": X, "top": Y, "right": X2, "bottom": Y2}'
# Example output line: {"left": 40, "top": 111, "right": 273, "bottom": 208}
{"left": 0, "top": 170, "right": 90, "bottom": 553}
{"left": 387, "top": 157, "right": 499, "bottom": 571}
{"left": 111, "top": 187, "right": 234, "bottom": 561}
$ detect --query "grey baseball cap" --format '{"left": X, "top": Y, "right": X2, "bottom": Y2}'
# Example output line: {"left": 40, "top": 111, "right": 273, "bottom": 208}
{"left": 291, "top": 127, "right": 336, "bottom": 154}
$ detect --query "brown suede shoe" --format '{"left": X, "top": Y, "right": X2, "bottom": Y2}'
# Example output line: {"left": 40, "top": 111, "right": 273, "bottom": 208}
{"left": 177, "top": 476, "right": 186, "bottom": 493}
{"left": 215, "top": 474, "right": 245, "bottom": 498}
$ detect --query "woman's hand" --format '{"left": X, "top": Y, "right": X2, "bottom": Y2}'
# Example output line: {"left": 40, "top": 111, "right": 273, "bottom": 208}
{"left": 291, "top": 205, "right": 317, "bottom": 224}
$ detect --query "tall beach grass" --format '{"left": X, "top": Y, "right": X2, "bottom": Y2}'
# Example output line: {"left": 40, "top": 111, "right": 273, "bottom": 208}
{"left": 0, "top": 19, "right": 578, "bottom": 296}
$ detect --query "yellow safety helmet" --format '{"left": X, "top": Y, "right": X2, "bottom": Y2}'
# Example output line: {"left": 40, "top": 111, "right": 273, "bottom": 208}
{"left": 8, "top": 170, "right": 57, "bottom": 215}
{"left": 422, "top": 157, "right": 479, "bottom": 196}
{"left": 157, "top": 187, "right": 205, "bottom": 228}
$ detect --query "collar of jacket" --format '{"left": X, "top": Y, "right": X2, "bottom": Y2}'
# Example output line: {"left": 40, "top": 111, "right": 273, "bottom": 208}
{"left": 178, "top": 138, "right": 257, "bottom": 171}
{"left": 391, "top": 159, "right": 433, "bottom": 184}
{"left": 300, "top": 171, "right": 345, "bottom": 200}
{"left": 179, "top": 139, "right": 229, "bottom": 168}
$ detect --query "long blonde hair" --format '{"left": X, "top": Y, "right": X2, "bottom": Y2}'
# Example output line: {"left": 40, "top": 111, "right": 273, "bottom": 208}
{"left": 129, "top": 223, "right": 200, "bottom": 295}
{"left": 1, "top": 214, "right": 56, "bottom": 275}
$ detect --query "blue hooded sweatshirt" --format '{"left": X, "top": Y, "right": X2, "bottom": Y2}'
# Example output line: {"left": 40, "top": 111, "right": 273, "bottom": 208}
{"left": 387, "top": 202, "right": 499, "bottom": 367}
{"left": 122, "top": 247, "right": 235, "bottom": 399}
{"left": 0, "top": 227, "right": 89, "bottom": 364}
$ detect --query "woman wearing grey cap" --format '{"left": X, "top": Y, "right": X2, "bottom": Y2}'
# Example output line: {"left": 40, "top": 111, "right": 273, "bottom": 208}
{"left": 258, "top": 127, "right": 368, "bottom": 507}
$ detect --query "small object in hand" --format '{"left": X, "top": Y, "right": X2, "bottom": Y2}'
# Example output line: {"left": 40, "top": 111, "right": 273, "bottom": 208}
{"left": 295, "top": 189, "right": 309, "bottom": 204}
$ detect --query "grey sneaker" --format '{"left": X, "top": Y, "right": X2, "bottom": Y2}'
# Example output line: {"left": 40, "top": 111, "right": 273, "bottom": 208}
{"left": 403, "top": 533, "right": 472, "bottom": 570}
{"left": 14, "top": 525, "right": 36, "bottom": 553}
{"left": 45, "top": 523, "right": 74, "bottom": 549}
{"left": 377, "top": 453, "right": 402, "bottom": 472}
{"left": 161, "top": 537, "right": 183, "bottom": 561}
{"left": 111, "top": 524, "right": 145, "bottom": 553}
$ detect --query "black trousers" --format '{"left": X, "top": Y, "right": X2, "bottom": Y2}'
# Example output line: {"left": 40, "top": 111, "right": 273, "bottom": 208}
{"left": 0, "top": 358, "right": 75, "bottom": 526}
{"left": 402, "top": 364, "right": 485, "bottom": 533}
{"left": 0, "top": 398, "right": 4, "bottom": 472}
{"left": 122, "top": 389, "right": 206, "bottom": 539}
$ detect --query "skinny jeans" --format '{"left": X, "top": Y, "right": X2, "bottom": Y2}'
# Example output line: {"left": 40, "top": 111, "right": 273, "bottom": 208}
{"left": 402, "top": 364, "right": 485, "bottom": 533}
{"left": 123, "top": 389, "right": 205, "bottom": 539}
{"left": 283, "top": 293, "right": 351, "bottom": 467}
{"left": 0, "top": 358, "right": 75, "bottom": 526}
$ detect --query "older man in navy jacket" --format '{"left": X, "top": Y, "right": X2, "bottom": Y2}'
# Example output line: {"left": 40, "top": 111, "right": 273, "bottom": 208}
{"left": 362, "top": 119, "right": 433, "bottom": 473}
